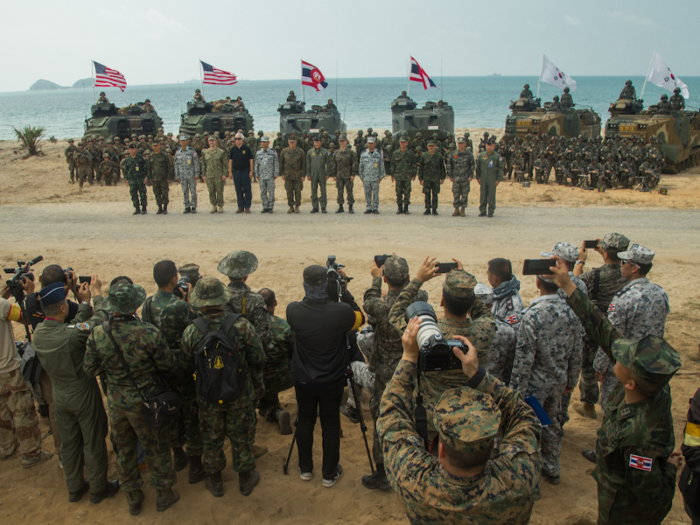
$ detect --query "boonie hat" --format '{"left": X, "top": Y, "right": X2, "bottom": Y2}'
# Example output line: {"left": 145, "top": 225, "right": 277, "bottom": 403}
{"left": 191, "top": 277, "right": 231, "bottom": 308}
{"left": 217, "top": 251, "right": 258, "bottom": 279}
{"left": 106, "top": 282, "right": 146, "bottom": 314}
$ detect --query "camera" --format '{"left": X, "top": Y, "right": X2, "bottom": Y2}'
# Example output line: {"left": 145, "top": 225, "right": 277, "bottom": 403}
{"left": 4, "top": 255, "right": 42, "bottom": 302}
{"left": 173, "top": 276, "right": 190, "bottom": 299}
{"left": 326, "top": 255, "right": 353, "bottom": 302}
{"left": 404, "top": 301, "right": 465, "bottom": 371}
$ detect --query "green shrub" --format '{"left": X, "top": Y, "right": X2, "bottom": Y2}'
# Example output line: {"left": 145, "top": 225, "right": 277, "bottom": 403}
{"left": 13, "top": 125, "right": 46, "bottom": 156}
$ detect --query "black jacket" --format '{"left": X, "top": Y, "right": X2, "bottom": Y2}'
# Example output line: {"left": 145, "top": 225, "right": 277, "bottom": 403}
{"left": 287, "top": 291, "right": 364, "bottom": 386}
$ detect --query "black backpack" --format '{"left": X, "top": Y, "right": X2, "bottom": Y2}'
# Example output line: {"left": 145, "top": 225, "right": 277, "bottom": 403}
{"left": 193, "top": 314, "right": 242, "bottom": 403}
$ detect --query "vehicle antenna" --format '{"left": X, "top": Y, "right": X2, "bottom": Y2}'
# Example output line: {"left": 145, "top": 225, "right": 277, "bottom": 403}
{"left": 90, "top": 59, "right": 96, "bottom": 104}
{"left": 640, "top": 51, "right": 655, "bottom": 101}
{"left": 336, "top": 61, "right": 338, "bottom": 106}
{"left": 537, "top": 54, "right": 542, "bottom": 99}
{"left": 199, "top": 60, "right": 204, "bottom": 98}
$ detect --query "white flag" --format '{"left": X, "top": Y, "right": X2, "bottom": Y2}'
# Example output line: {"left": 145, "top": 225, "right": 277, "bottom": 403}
{"left": 539, "top": 54, "right": 577, "bottom": 93}
{"left": 647, "top": 52, "right": 689, "bottom": 99}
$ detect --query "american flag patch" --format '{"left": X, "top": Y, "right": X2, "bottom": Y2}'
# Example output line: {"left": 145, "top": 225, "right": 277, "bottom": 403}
{"left": 506, "top": 315, "right": 519, "bottom": 325}
{"left": 608, "top": 303, "right": 617, "bottom": 313}
{"left": 629, "top": 454, "right": 652, "bottom": 471}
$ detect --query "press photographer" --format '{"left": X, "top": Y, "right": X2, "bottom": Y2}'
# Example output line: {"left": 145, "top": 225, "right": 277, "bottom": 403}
{"left": 286, "top": 260, "right": 365, "bottom": 488}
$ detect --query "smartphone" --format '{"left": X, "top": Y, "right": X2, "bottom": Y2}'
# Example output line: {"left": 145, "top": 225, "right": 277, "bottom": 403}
{"left": 436, "top": 262, "right": 458, "bottom": 274}
{"left": 522, "top": 259, "right": 555, "bottom": 276}
{"left": 374, "top": 255, "right": 390, "bottom": 268}
{"left": 78, "top": 276, "right": 92, "bottom": 284}
{"left": 584, "top": 240, "right": 598, "bottom": 249}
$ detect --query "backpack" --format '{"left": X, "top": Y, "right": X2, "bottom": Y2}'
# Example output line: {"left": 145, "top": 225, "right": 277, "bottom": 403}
{"left": 193, "top": 314, "right": 242, "bottom": 403}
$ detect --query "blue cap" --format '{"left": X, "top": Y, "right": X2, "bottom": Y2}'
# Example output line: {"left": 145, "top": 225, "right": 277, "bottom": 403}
{"left": 39, "top": 282, "right": 66, "bottom": 307}
{"left": 486, "top": 138, "right": 496, "bottom": 145}
{"left": 313, "top": 135, "right": 321, "bottom": 142}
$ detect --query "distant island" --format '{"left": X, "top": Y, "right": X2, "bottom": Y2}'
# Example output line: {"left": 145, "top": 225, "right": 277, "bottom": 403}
{"left": 491, "top": 74, "right": 502, "bottom": 77}
{"left": 28, "top": 77, "right": 94, "bottom": 91}
{"left": 72, "top": 78, "right": 93, "bottom": 88}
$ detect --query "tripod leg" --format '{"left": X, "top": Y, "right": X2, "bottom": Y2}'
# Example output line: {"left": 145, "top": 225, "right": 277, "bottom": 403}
{"left": 349, "top": 377, "right": 375, "bottom": 474}
{"left": 283, "top": 418, "right": 298, "bottom": 475}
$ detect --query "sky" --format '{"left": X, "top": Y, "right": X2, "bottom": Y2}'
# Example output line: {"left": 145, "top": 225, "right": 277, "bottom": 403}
{"left": 2, "top": 0, "right": 698, "bottom": 92}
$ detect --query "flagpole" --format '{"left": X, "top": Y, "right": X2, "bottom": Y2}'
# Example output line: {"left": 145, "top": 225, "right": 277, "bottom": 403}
{"left": 336, "top": 61, "right": 338, "bottom": 105}
{"left": 407, "top": 58, "right": 410, "bottom": 97}
{"left": 91, "top": 59, "right": 95, "bottom": 103}
{"left": 640, "top": 51, "right": 655, "bottom": 102}
{"left": 537, "top": 54, "right": 543, "bottom": 99}
{"left": 199, "top": 61, "right": 204, "bottom": 97}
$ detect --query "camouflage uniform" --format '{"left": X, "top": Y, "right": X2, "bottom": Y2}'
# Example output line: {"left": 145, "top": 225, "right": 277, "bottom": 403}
{"left": 74, "top": 146, "right": 93, "bottom": 187}
{"left": 98, "top": 157, "right": 119, "bottom": 186}
{"left": 446, "top": 144, "right": 475, "bottom": 210}
{"left": 482, "top": 319, "right": 517, "bottom": 382}
{"left": 388, "top": 271, "right": 496, "bottom": 439}
{"left": 566, "top": 288, "right": 679, "bottom": 525}
{"left": 180, "top": 278, "right": 265, "bottom": 478}
{"left": 376, "top": 360, "right": 541, "bottom": 524}
{"left": 123, "top": 153, "right": 148, "bottom": 211}
{"left": 390, "top": 147, "right": 417, "bottom": 209}
{"left": 359, "top": 146, "right": 385, "bottom": 212}
{"left": 491, "top": 277, "right": 525, "bottom": 336}
{"left": 258, "top": 314, "right": 294, "bottom": 420}
{"left": 174, "top": 146, "right": 200, "bottom": 211}
{"left": 332, "top": 146, "right": 357, "bottom": 207}
{"left": 83, "top": 283, "right": 177, "bottom": 508}
{"left": 279, "top": 146, "right": 305, "bottom": 209}
{"left": 418, "top": 149, "right": 446, "bottom": 211}
{"left": 202, "top": 146, "right": 227, "bottom": 208}
{"left": 510, "top": 293, "right": 582, "bottom": 478}
{"left": 254, "top": 147, "right": 279, "bottom": 211}
{"left": 65, "top": 141, "right": 77, "bottom": 182}
{"left": 148, "top": 149, "right": 172, "bottom": 208}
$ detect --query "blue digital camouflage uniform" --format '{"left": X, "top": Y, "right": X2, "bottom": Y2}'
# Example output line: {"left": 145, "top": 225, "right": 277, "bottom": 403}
{"left": 254, "top": 147, "right": 279, "bottom": 211}
{"left": 482, "top": 319, "right": 516, "bottom": 382}
{"left": 174, "top": 146, "right": 200, "bottom": 210}
{"left": 358, "top": 148, "right": 385, "bottom": 212}
{"left": 491, "top": 277, "right": 525, "bottom": 342}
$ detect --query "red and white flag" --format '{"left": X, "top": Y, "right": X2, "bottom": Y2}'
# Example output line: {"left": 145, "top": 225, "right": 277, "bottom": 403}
{"left": 201, "top": 61, "right": 238, "bottom": 85}
{"left": 540, "top": 55, "right": 577, "bottom": 93}
{"left": 301, "top": 60, "right": 328, "bottom": 91}
{"left": 409, "top": 57, "right": 438, "bottom": 90}
{"left": 647, "top": 52, "right": 689, "bottom": 99}
{"left": 93, "top": 61, "right": 127, "bottom": 92}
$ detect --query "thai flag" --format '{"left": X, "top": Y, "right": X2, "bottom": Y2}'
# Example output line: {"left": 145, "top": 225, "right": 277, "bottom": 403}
{"left": 629, "top": 454, "right": 652, "bottom": 471}
{"left": 301, "top": 60, "right": 328, "bottom": 91}
{"left": 409, "top": 57, "right": 438, "bottom": 90}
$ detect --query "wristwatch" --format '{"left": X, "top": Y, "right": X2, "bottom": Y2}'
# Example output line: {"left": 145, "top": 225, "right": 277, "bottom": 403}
{"left": 576, "top": 260, "right": 585, "bottom": 266}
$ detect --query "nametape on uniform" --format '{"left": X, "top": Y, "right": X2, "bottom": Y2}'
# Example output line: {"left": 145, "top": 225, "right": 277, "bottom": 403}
{"left": 629, "top": 454, "right": 652, "bottom": 472}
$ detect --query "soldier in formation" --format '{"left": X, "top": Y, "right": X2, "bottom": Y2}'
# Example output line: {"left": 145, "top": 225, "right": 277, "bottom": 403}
{"left": 254, "top": 136, "right": 279, "bottom": 213}
{"left": 201, "top": 136, "right": 227, "bottom": 214}
{"left": 123, "top": 143, "right": 148, "bottom": 215}
{"left": 358, "top": 136, "right": 385, "bottom": 214}
{"left": 148, "top": 139, "right": 172, "bottom": 214}
{"left": 279, "top": 136, "right": 305, "bottom": 213}
{"left": 331, "top": 134, "right": 357, "bottom": 213}
{"left": 175, "top": 134, "right": 200, "bottom": 214}
{"left": 390, "top": 136, "right": 416, "bottom": 214}
{"left": 306, "top": 135, "right": 331, "bottom": 213}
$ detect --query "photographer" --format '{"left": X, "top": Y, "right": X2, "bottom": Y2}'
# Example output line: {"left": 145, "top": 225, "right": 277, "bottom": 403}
{"left": 487, "top": 258, "right": 524, "bottom": 335}
{"left": 0, "top": 281, "right": 53, "bottom": 466}
{"left": 286, "top": 264, "right": 365, "bottom": 487}
{"left": 32, "top": 277, "right": 120, "bottom": 503}
{"left": 388, "top": 257, "right": 495, "bottom": 443}
{"left": 376, "top": 317, "right": 541, "bottom": 524}
{"left": 141, "top": 261, "right": 205, "bottom": 483}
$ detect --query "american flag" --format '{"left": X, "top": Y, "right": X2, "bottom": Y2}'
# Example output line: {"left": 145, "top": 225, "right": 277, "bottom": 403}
{"left": 201, "top": 61, "right": 238, "bottom": 85}
{"left": 93, "top": 61, "right": 127, "bottom": 92}
{"left": 409, "top": 56, "right": 437, "bottom": 90}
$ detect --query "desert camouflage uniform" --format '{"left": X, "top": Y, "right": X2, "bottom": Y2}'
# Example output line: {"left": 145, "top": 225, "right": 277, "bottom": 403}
{"left": 258, "top": 314, "right": 294, "bottom": 420}
{"left": 224, "top": 281, "right": 272, "bottom": 352}
{"left": 123, "top": 154, "right": 148, "bottom": 210}
{"left": 279, "top": 146, "right": 305, "bottom": 207}
{"left": 510, "top": 294, "right": 582, "bottom": 477}
{"left": 390, "top": 148, "right": 417, "bottom": 208}
{"left": 65, "top": 143, "right": 77, "bottom": 181}
{"left": 254, "top": 147, "right": 279, "bottom": 211}
{"left": 201, "top": 147, "right": 227, "bottom": 208}
{"left": 332, "top": 148, "right": 357, "bottom": 206}
{"left": 174, "top": 146, "right": 200, "bottom": 210}
{"left": 482, "top": 319, "right": 516, "bottom": 382}
{"left": 359, "top": 148, "right": 386, "bottom": 212}
{"left": 148, "top": 150, "right": 172, "bottom": 207}
{"left": 446, "top": 148, "right": 475, "bottom": 208}
{"left": 74, "top": 147, "right": 94, "bottom": 187}
{"left": 98, "top": 158, "right": 119, "bottom": 186}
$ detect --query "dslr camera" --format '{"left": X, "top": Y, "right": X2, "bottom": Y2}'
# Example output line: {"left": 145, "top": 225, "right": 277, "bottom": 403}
{"left": 326, "top": 255, "right": 353, "bottom": 302}
{"left": 173, "top": 276, "right": 190, "bottom": 300}
{"left": 4, "top": 256, "right": 42, "bottom": 302}
{"left": 404, "top": 301, "right": 466, "bottom": 372}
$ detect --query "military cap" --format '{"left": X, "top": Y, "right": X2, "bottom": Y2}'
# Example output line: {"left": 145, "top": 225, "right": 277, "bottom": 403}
{"left": 600, "top": 232, "right": 630, "bottom": 253}
{"left": 434, "top": 388, "right": 501, "bottom": 454}
{"left": 39, "top": 282, "right": 66, "bottom": 307}
{"left": 191, "top": 277, "right": 231, "bottom": 308}
{"left": 128, "top": 143, "right": 137, "bottom": 149}
{"left": 303, "top": 265, "right": 327, "bottom": 285}
{"left": 339, "top": 135, "right": 348, "bottom": 141}
{"left": 106, "top": 281, "right": 146, "bottom": 314}
{"left": 366, "top": 136, "right": 377, "bottom": 143}
{"left": 617, "top": 244, "right": 655, "bottom": 266}
{"left": 427, "top": 140, "right": 436, "bottom": 146}
{"left": 457, "top": 136, "right": 466, "bottom": 143}
{"left": 313, "top": 135, "right": 321, "bottom": 142}
{"left": 179, "top": 134, "right": 189, "bottom": 141}
{"left": 612, "top": 335, "right": 680, "bottom": 385}
{"left": 261, "top": 136, "right": 270, "bottom": 142}
{"left": 443, "top": 269, "right": 476, "bottom": 300}
{"left": 399, "top": 136, "right": 408, "bottom": 143}
{"left": 178, "top": 263, "right": 200, "bottom": 286}
{"left": 68, "top": 138, "right": 74, "bottom": 143}
{"left": 473, "top": 283, "right": 493, "bottom": 305}
{"left": 217, "top": 250, "right": 258, "bottom": 278}
{"left": 382, "top": 256, "right": 409, "bottom": 281}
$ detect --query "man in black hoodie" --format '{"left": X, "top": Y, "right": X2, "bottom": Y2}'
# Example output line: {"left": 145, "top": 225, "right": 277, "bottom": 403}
{"left": 286, "top": 265, "right": 365, "bottom": 488}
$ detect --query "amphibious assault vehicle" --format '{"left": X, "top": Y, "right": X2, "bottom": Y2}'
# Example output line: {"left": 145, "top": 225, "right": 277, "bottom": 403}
{"left": 277, "top": 101, "right": 346, "bottom": 138}
{"left": 390, "top": 96, "right": 454, "bottom": 140}
{"left": 83, "top": 102, "right": 163, "bottom": 140}
{"left": 605, "top": 99, "right": 700, "bottom": 173}
{"left": 505, "top": 98, "right": 601, "bottom": 139}
{"left": 179, "top": 101, "right": 254, "bottom": 137}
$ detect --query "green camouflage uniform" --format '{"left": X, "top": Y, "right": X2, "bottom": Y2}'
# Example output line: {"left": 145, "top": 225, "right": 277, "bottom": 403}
{"left": 566, "top": 288, "right": 679, "bottom": 525}
{"left": 202, "top": 147, "right": 227, "bottom": 207}
{"left": 332, "top": 147, "right": 357, "bottom": 206}
{"left": 147, "top": 150, "right": 172, "bottom": 207}
{"left": 123, "top": 154, "right": 148, "bottom": 210}
{"left": 279, "top": 146, "right": 306, "bottom": 207}
{"left": 446, "top": 147, "right": 475, "bottom": 208}
{"left": 258, "top": 314, "right": 294, "bottom": 420}
{"left": 418, "top": 151, "right": 446, "bottom": 211}
{"left": 391, "top": 148, "right": 417, "bottom": 207}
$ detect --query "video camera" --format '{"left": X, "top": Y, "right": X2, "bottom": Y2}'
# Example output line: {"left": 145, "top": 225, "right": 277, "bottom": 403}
{"left": 4, "top": 255, "right": 42, "bottom": 302}
{"left": 404, "top": 302, "right": 465, "bottom": 372}
{"left": 326, "top": 255, "right": 352, "bottom": 302}
{"left": 173, "top": 276, "right": 190, "bottom": 300}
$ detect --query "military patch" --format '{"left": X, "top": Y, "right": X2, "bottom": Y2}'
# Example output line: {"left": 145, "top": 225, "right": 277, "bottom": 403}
{"left": 499, "top": 157, "right": 504, "bottom": 161}
{"left": 76, "top": 322, "right": 90, "bottom": 331}
{"left": 213, "top": 356, "right": 224, "bottom": 369}
{"left": 608, "top": 303, "right": 617, "bottom": 312}
{"left": 506, "top": 315, "right": 519, "bottom": 325}
{"left": 629, "top": 454, "right": 652, "bottom": 472}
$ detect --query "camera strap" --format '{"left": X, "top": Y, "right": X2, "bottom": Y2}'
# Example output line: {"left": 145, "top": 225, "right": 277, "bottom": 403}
{"left": 102, "top": 318, "right": 147, "bottom": 404}
{"left": 414, "top": 369, "right": 429, "bottom": 451}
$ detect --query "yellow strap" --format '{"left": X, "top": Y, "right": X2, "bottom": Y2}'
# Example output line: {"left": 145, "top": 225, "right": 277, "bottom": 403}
{"left": 6, "top": 304, "right": 21, "bottom": 322}
{"left": 685, "top": 422, "right": 700, "bottom": 447}
{"left": 241, "top": 297, "right": 247, "bottom": 315}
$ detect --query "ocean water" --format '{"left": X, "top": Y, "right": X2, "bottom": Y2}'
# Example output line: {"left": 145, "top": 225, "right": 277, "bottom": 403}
{"left": 1, "top": 76, "right": 698, "bottom": 141}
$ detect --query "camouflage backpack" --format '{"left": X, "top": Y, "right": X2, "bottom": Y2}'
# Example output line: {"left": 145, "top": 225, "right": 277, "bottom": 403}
{"left": 193, "top": 314, "right": 243, "bottom": 403}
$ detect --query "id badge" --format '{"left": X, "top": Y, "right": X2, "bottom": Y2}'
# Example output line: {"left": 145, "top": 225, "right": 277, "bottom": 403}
{"left": 135, "top": 166, "right": 139, "bottom": 171}
{"left": 489, "top": 161, "right": 493, "bottom": 168}
{"left": 374, "top": 163, "right": 378, "bottom": 168}
{"left": 187, "top": 159, "right": 191, "bottom": 165}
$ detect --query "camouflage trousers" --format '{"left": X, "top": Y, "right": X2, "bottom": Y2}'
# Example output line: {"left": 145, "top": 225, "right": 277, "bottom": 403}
{"left": 363, "top": 180, "right": 380, "bottom": 211}
{"left": 395, "top": 179, "right": 411, "bottom": 206}
{"left": 594, "top": 350, "right": 618, "bottom": 410}
{"left": 345, "top": 361, "right": 375, "bottom": 410}
{"left": 258, "top": 365, "right": 294, "bottom": 420}
{"left": 76, "top": 165, "right": 93, "bottom": 187}
{"left": 370, "top": 375, "right": 387, "bottom": 465}
{"left": 0, "top": 369, "right": 41, "bottom": 458}
{"left": 336, "top": 177, "right": 354, "bottom": 205}
{"left": 451, "top": 179, "right": 471, "bottom": 207}
{"left": 356, "top": 329, "right": 374, "bottom": 361}
{"left": 199, "top": 399, "right": 256, "bottom": 474}
{"left": 151, "top": 179, "right": 169, "bottom": 207}
{"left": 285, "top": 178, "right": 303, "bottom": 207}
{"left": 422, "top": 180, "right": 440, "bottom": 210}
{"left": 578, "top": 339, "right": 600, "bottom": 405}
{"left": 129, "top": 180, "right": 147, "bottom": 209}
{"left": 539, "top": 392, "right": 564, "bottom": 477}
{"left": 39, "top": 371, "right": 61, "bottom": 453}
{"left": 107, "top": 395, "right": 175, "bottom": 499}
{"left": 259, "top": 177, "right": 275, "bottom": 210}
{"left": 206, "top": 175, "right": 224, "bottom": 207}
{"left": 170, "top": 383, "right": 203, "bottom": 456}
{"left": 180, "top": 175, "right": 197, "bottom": 209}
{"left": 101, "top": 169, "right": 116, "bottom": 186}
{"left": 67, "top": 160, "right": 75, "bottom": 180}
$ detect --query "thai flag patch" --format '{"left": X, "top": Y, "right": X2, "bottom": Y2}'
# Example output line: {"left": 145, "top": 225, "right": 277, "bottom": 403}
{"left": 629, "top": 454, "right": 652, "bottom": 471}
{"left": 506, "top": 315, "right": 519, "bottom": 325}
{"left": 608, "top": 303, "right": 617, "bottom": 313}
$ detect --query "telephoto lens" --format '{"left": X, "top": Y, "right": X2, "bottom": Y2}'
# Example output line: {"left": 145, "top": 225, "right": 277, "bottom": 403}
{"left": 404, "top": 302, "right": 465, "bottom": 372}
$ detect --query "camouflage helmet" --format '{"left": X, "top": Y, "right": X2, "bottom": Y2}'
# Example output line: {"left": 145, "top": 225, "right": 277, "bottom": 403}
{"left": 673, "top": 87, "right": 681, "bottom": 94}
{"left": 367, "top": 127, "right": 373, "bottom": 133}
{"left": 106, "top": 138, "right": 113, "bottom": 144}
{"left": 277, "top": 132, "right": 282, "bottom": 137}
{"left": 464, "top": 132, "right": 470, "bottom": 138}
{"left": 625, "top": 80, "right": 632, "bottom": 85}
{"left": 217, "top": 250, "right": 258, "bottom": 278}
{"left": 195, "top": 89, "right": 201, "bottom": 93}
{"left": 524, "top": 84, "right": 530, "bottom": 89}
{"left": 191, "top": 277, "right": 232, "bottom": 308}
{"left": 432, "top": 133, "right": 439, "bottom": 138}
{"left": 194, "top": 133, "right": 201, "bottom": 139}
{"left": 660, "top": 94, "right": 668, "bottom": 100}
{"left": 203, "top": 131, "right": 209, "bottom": 136}
{"left": 289, "top": 90, "right": 295, "bottom": 95}
{"left": 257, "top": 130, "right": 264, "bottom": 136}
{"left": 433, "top": 388, "right": 500, "bottom": 455}
{"left": 553, "top": 95, "right": 560, "bottom": 100}
{"left": 100, "top": 91, "right": 106, "bottom": 96}
{"left": 320, "top": 127, "right": 326, "bottom": 133}
{"left": 144, "top": 98, "right": 150, "bottom": 103}
{"left": 563, "top": 87, "right": 570, "bottom": 93}
{"left": 483, "top": 132, "right": 490, "bottom": 138}
{"left": 443, "top": 270, "right": 477, "bottom": 300}
{"left": 105, "top": 281, "right": 146, "bottom": 314}
{"left": 415, "top": 132, "right": 422, "bottom": 137}
{"left": 248, "top": 130, "right": 254, "bottom": 135}
{"left": 102, "top": 152, "right": 110, "bottom": 158}
{"left": 68, "top": 138, "right": 74, "bottom": 143}
{"left": 649, "top": 135, "right": 657, "bottom": 142}
{"left": 612, "top": 335, "right": 680, "bottom": 385}
{"left": 77, "top": 142, "right": 84, "bottom": 147}
{"left": 358, "top": 130, "right": 363, "bottom": 135}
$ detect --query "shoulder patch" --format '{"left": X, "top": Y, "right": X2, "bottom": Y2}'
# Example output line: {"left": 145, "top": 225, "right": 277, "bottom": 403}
{"left": 505, "top": 315, "right": 519, "bottom": 325}
{"left": 76, "top": 322, "right": 90, "bottom": 331}
{"left": 629, "top": 454, "right": 652, "bottom": 472}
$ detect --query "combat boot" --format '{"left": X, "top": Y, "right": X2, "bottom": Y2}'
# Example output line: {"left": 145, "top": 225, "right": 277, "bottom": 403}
{"left": 403, "top": 204, "right": 410, "bottom": 214}
{"left": 582, "top": 449, "right": 596, "bottom": 464}
{"left": 239, "top": 470, "right": 260, "bottom": 496}
{"left": 141, "top": 207, "right": 147, "bottom": 215}
{"left": 253, "top": 444, "right": 268, "bottom": 458}
{"left": 294, "top": 205, "right": 300, "bottom": 213}
{"left": 188, "top": 455, "right": 208, "bottom": 484}
{"left": 156, "top": 205, "right": 163, "bottom": 215}
{"left": 460, "top": 207, "right": 465, "bottom": 217}
{"left": 172, "top": 446, "right": 188, "bottom": 472}
{"left": 218, "top": 206, "right": 223, "bottom": 213}
{"left": 156, "top": 488, "right": 180, "bottom": 512}
{"left": 452, "top": 207, "right": 460, "bottom": 216}
{"left": 423, "top": 209, "right": 430, "bottom": 215}
{"left": 432, "top": 209, "right": 438, "bottom": 216}
{"left": 336, "top": 204, "right": 344, "bottom": 213}
{"left": 133, "top": 207, "right": 141, "bottom": 215}
{"left": 574, "top": 402, "right": 597, "bottom": 419}
{"left": 396, "top": 204, "right": 403, "bottom": 214}
{"left": 277, "top": 410, "right": 292, "bottom": 435}
{"left": 126, "top": 489, "right": 144, "bottom": 516}
{"left": 361, "top": 464, "right": 391, "bottom": 491}
{"left": 183, "top": 206, "right": 191, "bottom": 214}
{"left": 287, "top": 206, "right": 294, "bottom": 214}
{"left": 348, "top": 204, "right": 354, "bottom": 214}
{"left": 163, "top": 205, "right": 168, "bottom": 215}
{"left": 205, "top": 471, "right": 224, "bottom": 498}
{"left": 191, "top": 207, "right": 197, "bottom": 214}
{"left": 68, "top": 480, "right": 90, "bottom": 503}
{"left": 321, "top": 208, "right": 327, "bottom": 213}
{"left": 210, "top": 205, "right": 217, "bottom": 214}
{"left": 90, "top": 480, "right": 120, "bottom": 504}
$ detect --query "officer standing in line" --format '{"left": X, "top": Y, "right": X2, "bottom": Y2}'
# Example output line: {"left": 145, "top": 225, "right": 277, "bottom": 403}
{"left": 65, "top": 139, "right": 77, "bottom": 184}
{"left": 475, "top": 138, "right": 504, "bottom": 217}
{"left": 358, "top": 136, "right": 385, "bottom": 214}
{"left": 175, "top": 134, "right": 200, "bottom": 214}
{"left": 202, "top": 136, "right": 227, "bottom": 214}
{"left": 331, "top": 135, "right": 357, "bottom": 214}
{"left": 123, "top": 143, "right": 148, "bottom": 215}
{"left": 148, "top": 139, "right": 172, "bottom": 215}
{"left": 255, "top": 136, "right": 279, "bottom": 213}
{"left": 418, "top": 141, "right": 446, "bottom": 216}
{"left": 279, "top": 136, "right": 306, "bottom": 214}
{"left": 447, "top": 136, "right": 475, "bottom": 217}
{"left": 390, "top": 136, "right": 416, "bottom": 215}
{"left": 306, "top": 135, "right": 331, "bottom": 213}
